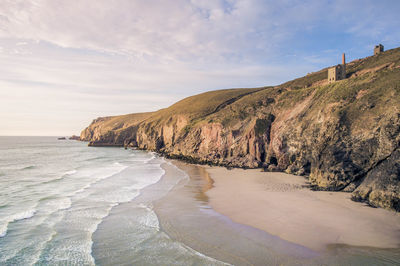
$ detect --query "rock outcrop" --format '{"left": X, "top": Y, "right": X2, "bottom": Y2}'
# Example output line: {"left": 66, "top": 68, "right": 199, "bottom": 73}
{"left": 81, "top": 47, "right": 400, "bottom": 211}
{"left": 80, "top": 112, "right": 154, "bottom": 147}
{"left": 69, "top": 135, "right": 80, "bottom": 140}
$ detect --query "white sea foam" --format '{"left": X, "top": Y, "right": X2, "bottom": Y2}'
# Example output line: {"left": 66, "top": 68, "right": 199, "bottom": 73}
{"left": 0, "top": 223, "right": 8, "bottom": 237}
{"left": 129, "top": 152, "right": 157, "bottom": 163}
{"left": 40, "top": 160, "right": 163, "bottom": 265}
{"left": 73, "top": 164, "right": 128, "bottom": 196}
{"left": 12, "top": 209, "right": 37, "bottom": 221}
{"left": 44, "top": 197, "right": 72, "bottom": 212}
{"left": 136, "top": 204, "right": 160, "bottom": 230}
{"left": 30, "top": 230, "right": 58, "bottom": 266}
{"left": 42, "top": 169, "right": 78, "bottom": 185}
{"left": 96, "top": 189, "right": 140, "bottom": 204}
{"left": 141, "top": 210, "right": 160, "bottom": 230}
{"left": 145, "top": 153, "right": 157, "bottom": 163}
{"left": 64, "top": 169, "right": 77, "bottom": 176}
{"left": 0, "top": 209, "right": 37, "bottom": 238}
{"left": 84, "top": 204, "right": 119, "bottom": 265}
{"left": 166, "top": 159, "right": 190, "bottom": 179}
{"left": 44, "top": 203, "right": 119, "bottom": 266}
{"left": 182, "top": 243, "right": 232, "bottom": 266}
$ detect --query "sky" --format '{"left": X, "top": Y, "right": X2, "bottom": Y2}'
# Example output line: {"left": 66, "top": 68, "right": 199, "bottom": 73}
{"left": 0, "top": 0, "right": 399, "bottom": 136}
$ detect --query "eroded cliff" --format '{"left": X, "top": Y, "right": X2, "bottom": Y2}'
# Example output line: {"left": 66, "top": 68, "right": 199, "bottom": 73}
{"left": 81, "top": 47, "right": 400, "bottom": 211}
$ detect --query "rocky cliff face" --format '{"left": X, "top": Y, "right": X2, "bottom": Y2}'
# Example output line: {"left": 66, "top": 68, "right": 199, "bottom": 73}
{"left": 81, "top": 48, "right": 400, "bottom": 211}
{"left": 80, "top": 112, "right": 154, "bottom": 146}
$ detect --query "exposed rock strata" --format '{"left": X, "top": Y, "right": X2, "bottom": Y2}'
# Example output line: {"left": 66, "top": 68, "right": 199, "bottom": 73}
{"left": 81, "top": 48, "right": 400, "bottom": 211}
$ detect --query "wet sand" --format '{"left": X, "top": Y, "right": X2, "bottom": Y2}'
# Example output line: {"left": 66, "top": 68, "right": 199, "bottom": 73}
{"left": 154, "top": 161, "right": 318, "bottom": 266}
{"left": 154, "top": 161, "right": 400, "bottom": 265}
{"left": 205, "top": 166, "right": 400, "bottom": 251}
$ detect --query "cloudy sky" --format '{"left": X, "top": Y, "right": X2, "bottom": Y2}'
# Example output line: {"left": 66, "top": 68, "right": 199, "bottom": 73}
{"left": 1, "top": 0, "right": 399, "bottom": 135}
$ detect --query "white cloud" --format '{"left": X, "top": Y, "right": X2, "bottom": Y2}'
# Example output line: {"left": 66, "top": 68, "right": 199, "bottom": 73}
{"left": 0, "top": 40, "right": 300, "bottom": 135}
{"left": 0, "top": 0, "right": 321, "bottom": 64}
{"left": 1, "top": 0, "right": 396, "bottom": 65}
{"left": 0, "top": 0, "right": 399, "bottom": 135}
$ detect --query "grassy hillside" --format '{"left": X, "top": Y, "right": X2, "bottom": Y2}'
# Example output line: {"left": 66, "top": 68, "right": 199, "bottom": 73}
{"left": 143, "top": 87, "right": 267, "bottom": 124}
{"left": 80, "top": 112, "right": 154, "bottom": 141}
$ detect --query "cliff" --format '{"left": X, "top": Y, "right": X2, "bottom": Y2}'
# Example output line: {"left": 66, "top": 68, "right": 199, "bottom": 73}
{"left": 80, "top": 112, "right": 154, "bottom": 146}
{"left": 81, "top": 47, "right": 400, "bottom": 211}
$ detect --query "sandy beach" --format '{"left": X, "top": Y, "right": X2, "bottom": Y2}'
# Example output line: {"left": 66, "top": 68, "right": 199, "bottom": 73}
{"left": 205, "top": 167, "right": 400, "bottom": 251}
{"left": 154, "top": 161, "right": 320, "bottom": 266}
{"left": 150, "top": 161, "right": 400, "bottom": 265}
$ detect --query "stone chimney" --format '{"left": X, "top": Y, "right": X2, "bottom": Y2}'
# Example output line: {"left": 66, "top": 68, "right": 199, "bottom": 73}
{"left": 327, "top": 53, "right": 347, "bottom": 83}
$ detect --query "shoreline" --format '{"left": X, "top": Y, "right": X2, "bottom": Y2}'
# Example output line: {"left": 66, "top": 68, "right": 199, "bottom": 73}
{"left": 153, "top": 159, "right": 400, "bottom": 265}
{"left": 84, "top": 142, "right": 398, "bottom": 212}
{"left": 154, "top": 160, "right": 320, "bottom": 265}
{"left": 204, "top": 166, "right": 400, "bottom": 251}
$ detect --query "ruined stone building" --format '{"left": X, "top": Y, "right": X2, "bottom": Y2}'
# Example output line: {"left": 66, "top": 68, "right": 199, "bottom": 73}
{"left": 328, "top": 53, "right": 346, "bottom": 83}
{"left": 374, "top": 44, "right": 384, "bottom": 55}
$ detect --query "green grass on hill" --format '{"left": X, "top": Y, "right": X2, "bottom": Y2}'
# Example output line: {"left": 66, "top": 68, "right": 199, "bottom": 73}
{"left": 90, "top": 112, "right": 154, "bottom": 133}
{"left": 151, "top": 87, "right": 266, "bottom": 121}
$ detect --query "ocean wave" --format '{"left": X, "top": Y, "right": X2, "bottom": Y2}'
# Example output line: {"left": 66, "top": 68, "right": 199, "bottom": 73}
{"left": 94, "top": 190, "right": 140, "bottom": 205}
{"left": 40, "top": 197, "right": 72, "bottom": 212}
{"left": 85, "top": 204, "right": 121, "bottom": 265}
{"left": 41, "top": 177, "right": 65, "bottom": 185}
{"left": 144, "top": 153, "right": 157, "bottom": 164}
{"left": 73, "top": 165, "right": 129, "bottom": 196}
{"left": 166, "top": 160, "right": 190, "bottom": 180}
{"left": 183, "top": 243, "right": 232, "bottom": 265}
{"left": 40, "top": 169, "right": 78, "bottom": 185}
{"left": 128, "top": 153, "right": 157, "bottom": 164}
{"left": 124, "top": 167, "right": 165, "bottom": 192}
{"left": 113, "top": 162, "right": 124, "bottom": 167}
{"left": 85, "top": 156, "right": 106, "bottom": 162}
{"left": 89, "top": 202, "right": 119, "bottom": 233}
{"left": 137, "top": 207, "right": 160, "bottom": 230}
{"left": 44, "top": 203, "right": 119, "bottom": 265}
{"left": 75, "top": 184, "right": 91, "bottom": 194}
{"left": 21, "top": 165, "right": 36, "bottom": 170}
{"left": 0, "top": 209, "right": 37, "bottom": 238}
{"left": 64, "top": 169, "right": 77, "bottom": 176}
{"left": 55, "top": 198, "right": 72, "bottom": 210}
{"left": 30, "top": 230, "right": 58, "bottom": 266}
{"left": 0, "top": 224, "right": 7, "bottom": 238}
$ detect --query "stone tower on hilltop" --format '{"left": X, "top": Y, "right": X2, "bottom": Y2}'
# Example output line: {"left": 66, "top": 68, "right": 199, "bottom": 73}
{"left": 374, "top": 44, "right": 384, "bottom": 55}
{"left": 328, "top": 53, "right": 346, "bottom": 83}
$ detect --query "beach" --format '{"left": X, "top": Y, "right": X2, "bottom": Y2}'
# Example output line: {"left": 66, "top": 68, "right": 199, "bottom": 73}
{"left": 153, "top": 161, "right": 317, "bottom": 266}
{"left": 154, "top": 160, "right": 400, "bottom": 265}
{"left": 205, "top": 166, "right": 400, "bottom": 251}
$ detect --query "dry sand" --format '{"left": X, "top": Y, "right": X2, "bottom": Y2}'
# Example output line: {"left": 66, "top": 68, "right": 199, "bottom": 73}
{"left": 205, "top": 167, "right": 400, "bottom": 251}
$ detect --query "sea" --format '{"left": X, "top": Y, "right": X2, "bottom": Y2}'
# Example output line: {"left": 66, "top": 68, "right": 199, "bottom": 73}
{"left": 0, "top": 136, "right": 225, "bottom": 265}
